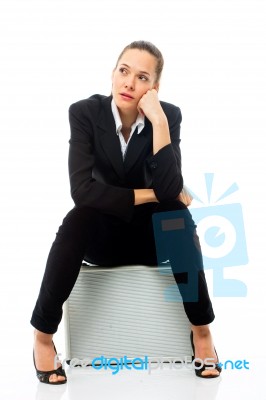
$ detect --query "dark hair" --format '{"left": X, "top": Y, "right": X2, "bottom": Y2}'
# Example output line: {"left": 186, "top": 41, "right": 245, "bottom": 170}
{"left": 115, "top": 40, "right": 164, "bottom": 83}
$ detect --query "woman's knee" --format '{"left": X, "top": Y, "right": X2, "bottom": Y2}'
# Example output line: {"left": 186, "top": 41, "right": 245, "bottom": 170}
{"left": 63, "top": 206, "right": 99, "bottom": 224}
{"left": 57, "top": 206, "right": 100, "bottom": 238}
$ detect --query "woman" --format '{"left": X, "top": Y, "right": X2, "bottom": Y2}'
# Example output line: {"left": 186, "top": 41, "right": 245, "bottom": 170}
{"left": 31, "top": 40, "right": 221, "bottom": 383}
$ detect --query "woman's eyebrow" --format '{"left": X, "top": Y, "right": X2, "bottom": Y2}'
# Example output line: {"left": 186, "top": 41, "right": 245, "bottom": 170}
{"left": 139, "top": 70, "right": 150, "bottom": 76}
{"left": 120, "top": 63, "right": 150, "bottom": 76}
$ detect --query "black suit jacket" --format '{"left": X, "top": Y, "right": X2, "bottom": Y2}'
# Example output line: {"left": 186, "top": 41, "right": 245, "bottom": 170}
{"left": 68, "top": 94, "right": 183, "bottom": 222}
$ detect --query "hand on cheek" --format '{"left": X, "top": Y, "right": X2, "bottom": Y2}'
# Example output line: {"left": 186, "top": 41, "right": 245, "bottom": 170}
{"left": 137, "top": 89, "right": 163, "bottom": 123}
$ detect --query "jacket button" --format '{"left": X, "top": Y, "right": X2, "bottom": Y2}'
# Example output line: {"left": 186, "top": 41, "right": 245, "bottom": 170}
{"left": 150, "top": 161, "right": 158, "bottom": 169}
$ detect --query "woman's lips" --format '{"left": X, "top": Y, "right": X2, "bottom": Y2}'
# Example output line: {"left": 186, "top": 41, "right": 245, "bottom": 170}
{"left": 120, "top": 93, "right": 134, "bottom": 101}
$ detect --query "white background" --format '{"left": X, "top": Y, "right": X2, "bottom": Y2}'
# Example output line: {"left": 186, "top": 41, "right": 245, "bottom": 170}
{"left": 0, "top": 0, "right": 265, "bottom": 398}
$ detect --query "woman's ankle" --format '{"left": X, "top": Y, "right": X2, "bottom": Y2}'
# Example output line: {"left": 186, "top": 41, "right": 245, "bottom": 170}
{"left": 191, "top": 324, "right": 211, "bottom": 338}
{"left": 34, "top": 329, "right": 53, "bottom": 344}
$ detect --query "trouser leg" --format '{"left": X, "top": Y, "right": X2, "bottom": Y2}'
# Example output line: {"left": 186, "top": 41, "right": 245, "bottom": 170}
{"left": 30, "top": 206, "right": 114, "bottom": 334}
{"left": 132, "top": 201, "right": 215, "bottom": 326}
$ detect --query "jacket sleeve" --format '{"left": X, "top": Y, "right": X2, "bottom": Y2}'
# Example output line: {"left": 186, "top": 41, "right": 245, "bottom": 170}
{"left": 147, "top": 104, "right": 183, "bottom": 201}
{"left": 68, "top": 102, "right": 135, "bottom": 222}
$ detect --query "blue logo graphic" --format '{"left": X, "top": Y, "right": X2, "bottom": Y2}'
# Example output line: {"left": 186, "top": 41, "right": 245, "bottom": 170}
{"left": 152, "top": 173, "right": 248, "bottom": 299}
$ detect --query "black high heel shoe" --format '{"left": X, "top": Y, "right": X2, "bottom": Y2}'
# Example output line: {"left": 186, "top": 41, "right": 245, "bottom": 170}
{"left": 190, "top": 331, "right": 222, "bottom": 378}
{"left": 33, "top": 341, "right": 67, "bottom": 385}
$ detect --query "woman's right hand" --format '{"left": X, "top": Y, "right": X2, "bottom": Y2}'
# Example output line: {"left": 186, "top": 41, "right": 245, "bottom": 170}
{"left": 134, "top": 189, "right": 159, "bottom": 205}
{"left": 177, "top": 187, "right": 193, "bottom": 206}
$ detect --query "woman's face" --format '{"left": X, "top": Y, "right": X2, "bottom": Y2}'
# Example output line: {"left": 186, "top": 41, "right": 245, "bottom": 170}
{"left": 112, "top": 48, "right": 159, "bottom": 116}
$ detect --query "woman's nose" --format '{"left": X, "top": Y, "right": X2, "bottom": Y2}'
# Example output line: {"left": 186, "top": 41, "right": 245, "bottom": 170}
{"left": 124, "top": 77, "right": 134, "bottom": 90}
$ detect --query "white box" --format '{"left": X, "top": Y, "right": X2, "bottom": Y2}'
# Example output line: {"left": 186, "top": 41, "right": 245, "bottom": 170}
{"left": 64, "top": 264, "right": 191, "bottom": 364}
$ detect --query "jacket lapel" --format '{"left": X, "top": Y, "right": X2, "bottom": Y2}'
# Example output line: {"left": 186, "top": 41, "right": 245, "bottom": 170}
{"left": 123, "top": 121, "right": 152, "bottom": 174}
{"left": 97, "top": 96, "right": 125, "bottom": 181}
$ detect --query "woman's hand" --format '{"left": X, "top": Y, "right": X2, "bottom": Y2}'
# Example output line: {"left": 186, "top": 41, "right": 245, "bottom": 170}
{"left": 134, "top": 189, "right": 159, "bottom": 205}
{"left": 137, "top": 89, "right": 165, "bottom": 124}
{"left": 177, "top": 187, "right": 193, "bottom": 207}
{"left": 138, "top": 89, "right": 171, "bottom": 155}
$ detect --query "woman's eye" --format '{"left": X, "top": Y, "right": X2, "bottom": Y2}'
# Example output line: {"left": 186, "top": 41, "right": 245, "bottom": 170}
{"left": 119, "top": 68, "right": 127, "bottom": 74}
{"left": 139, "top": 75, "right": 148, "bottom": 81}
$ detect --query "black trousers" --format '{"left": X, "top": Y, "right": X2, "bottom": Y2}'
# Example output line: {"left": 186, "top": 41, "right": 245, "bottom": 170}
{"left": 30, "top": 201, "right": 215, "bottom": 334}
